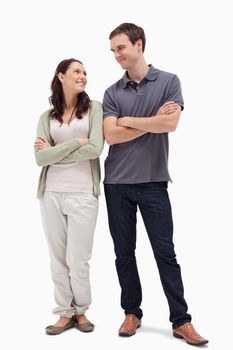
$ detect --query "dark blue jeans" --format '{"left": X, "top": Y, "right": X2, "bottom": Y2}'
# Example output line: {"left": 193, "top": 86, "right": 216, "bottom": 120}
{"left": 104, "top": 182, "right": 191, "bottom": 328}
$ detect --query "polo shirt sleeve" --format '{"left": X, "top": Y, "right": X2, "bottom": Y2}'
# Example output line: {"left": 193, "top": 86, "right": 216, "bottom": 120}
{"left": 102, "top": 88, "right": 119, "bottom": 119}
{"left": 165, "top": 74, "right": 184, "bottom": 111}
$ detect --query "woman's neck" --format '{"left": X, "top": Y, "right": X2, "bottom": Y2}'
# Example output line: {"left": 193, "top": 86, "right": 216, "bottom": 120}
{"left": 63, "top": 91, "right": 77, "bottom": 111}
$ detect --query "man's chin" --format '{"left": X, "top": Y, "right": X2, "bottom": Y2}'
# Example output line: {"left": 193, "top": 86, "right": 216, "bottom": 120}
{"left": 119, "top": 63, "right": 127, "bottom": 70}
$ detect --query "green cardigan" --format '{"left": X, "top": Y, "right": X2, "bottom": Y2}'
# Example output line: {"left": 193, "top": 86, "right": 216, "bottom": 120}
{"left": 35, "top": 100, "right": 104, "bottom": 199}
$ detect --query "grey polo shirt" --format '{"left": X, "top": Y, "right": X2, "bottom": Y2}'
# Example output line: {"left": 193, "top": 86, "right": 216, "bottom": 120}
{"left": 103, "top": 65, "right": 184, "bottom": 184}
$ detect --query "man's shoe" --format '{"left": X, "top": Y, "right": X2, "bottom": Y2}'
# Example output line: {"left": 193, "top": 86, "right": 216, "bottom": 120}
{"left": 45, "top": 317, "right": 75, "bottom": 335}
{"left": 118, "top": 314, "right": 141, "bottom": 337}
{"left": 173, "top": 322, "right": 208, "bottom": 346}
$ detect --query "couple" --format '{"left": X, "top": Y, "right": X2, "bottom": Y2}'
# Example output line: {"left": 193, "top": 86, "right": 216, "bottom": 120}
{"left": 34, "top": 23, "right": 208, "bottom": 346}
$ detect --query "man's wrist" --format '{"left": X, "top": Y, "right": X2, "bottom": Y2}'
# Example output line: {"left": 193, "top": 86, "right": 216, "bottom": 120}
{"left": 122, "top": 116, "right": 131, "bottom": 127}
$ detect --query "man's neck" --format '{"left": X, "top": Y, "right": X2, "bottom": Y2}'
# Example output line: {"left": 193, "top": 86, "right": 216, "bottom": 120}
{"left": 127, "top": 59, "right": 149, "bottom": 83}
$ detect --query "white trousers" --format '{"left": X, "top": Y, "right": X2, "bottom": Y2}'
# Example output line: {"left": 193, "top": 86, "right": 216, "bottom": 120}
{"left": 40, "top": 192, "right": 98, "bottom": 317}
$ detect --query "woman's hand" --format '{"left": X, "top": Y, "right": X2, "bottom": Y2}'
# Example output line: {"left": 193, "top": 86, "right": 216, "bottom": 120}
{"left": 78, "top": 138, "right": 89, "bottom": 146}
{"left": 34, "top": 137, "right": 51, "bottom": 150}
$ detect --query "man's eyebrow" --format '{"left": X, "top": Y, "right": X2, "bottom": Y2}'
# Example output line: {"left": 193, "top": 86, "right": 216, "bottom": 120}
{"left": 111, "top": 45, "right": 124, "bottom": 52}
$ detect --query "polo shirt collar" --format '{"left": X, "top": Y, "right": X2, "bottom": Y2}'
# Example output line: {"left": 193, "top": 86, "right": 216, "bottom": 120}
{"left": 121, "top": 64, "right": 159, "bottom": 88}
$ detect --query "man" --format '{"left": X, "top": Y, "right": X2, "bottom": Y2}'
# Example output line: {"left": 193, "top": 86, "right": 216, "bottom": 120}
{"left": 102, "top": 23, "right": 208, "bottom": 346}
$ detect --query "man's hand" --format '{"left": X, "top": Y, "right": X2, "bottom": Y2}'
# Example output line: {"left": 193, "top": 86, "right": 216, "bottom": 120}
{"left": 156, "top": 101, "right": 179, "bottom": 116}
{"left": 34, "top": 137, "right": 51, "bottom": 150}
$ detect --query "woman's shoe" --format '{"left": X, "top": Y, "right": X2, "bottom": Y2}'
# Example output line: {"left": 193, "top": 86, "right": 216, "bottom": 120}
{"left": 45, "top": 317, "right": 75, "bottom": 335}
{"left": 75, "top": 315, "right": 94, "bottom": 333}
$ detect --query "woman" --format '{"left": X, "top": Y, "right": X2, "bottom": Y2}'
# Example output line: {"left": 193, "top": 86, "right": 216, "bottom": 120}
{"left": 34, "top": 58, "right": 104, "bottom": 335}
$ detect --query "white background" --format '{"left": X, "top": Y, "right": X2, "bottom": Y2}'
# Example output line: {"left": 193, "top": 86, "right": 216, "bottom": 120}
{"left": 0, "top": 0, "right": 232, "bottom": 349}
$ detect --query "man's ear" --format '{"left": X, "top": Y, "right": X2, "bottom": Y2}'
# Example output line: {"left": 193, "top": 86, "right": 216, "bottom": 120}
{"left": 136, "top": 39, "right": 143, "bottom": 51}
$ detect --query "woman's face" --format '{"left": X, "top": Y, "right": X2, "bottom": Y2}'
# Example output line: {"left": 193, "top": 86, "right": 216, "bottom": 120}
{"left": 59, "top": 61, "right": 87, "bottom": 94}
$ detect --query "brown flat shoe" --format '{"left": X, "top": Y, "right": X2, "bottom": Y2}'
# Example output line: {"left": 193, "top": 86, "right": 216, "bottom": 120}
{"left": 75, "top": 319, "right": 94, "bottom": 333}
{"left": 118, "top": 314, "right": 141, "bottom": 337}
{"left": 173, "top": 322, "right": 208, "bottom": 346}
{"left": 45, "top": 317, "right": 75, "bottom": 335}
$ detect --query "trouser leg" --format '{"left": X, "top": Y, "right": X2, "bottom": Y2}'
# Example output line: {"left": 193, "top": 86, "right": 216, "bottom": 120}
{"left": 40, "top": 192, "right": 74, "bottom": 317}
{"left": 63, "top": 193, "right": 98, "bottom": 314}
{"left": 104, "top": 184, "right": 143, "bottom": 320}
{"left": 138, "top": 182, "right": 191, "bottom": 328}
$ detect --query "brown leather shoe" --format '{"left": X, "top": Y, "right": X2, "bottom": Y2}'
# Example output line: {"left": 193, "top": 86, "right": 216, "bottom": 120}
{"left": 173, "top": 322, "right": 208, "bottom": 346}
{"left": 118, "top": 314, "right": 141, "bottom": 337}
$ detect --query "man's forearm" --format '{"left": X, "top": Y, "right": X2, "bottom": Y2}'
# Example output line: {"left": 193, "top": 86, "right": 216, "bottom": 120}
{"left": 116, "top": 103, "right": 181, "bottom": 133}
{"left": 105, "top": 125, "right": 147, "bottom": 145}
{"left": 118, "top": 111, "right": 180, "bottom": 133}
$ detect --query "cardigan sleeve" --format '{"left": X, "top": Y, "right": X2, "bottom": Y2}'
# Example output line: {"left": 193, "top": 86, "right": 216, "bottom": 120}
{"left": 62, "top": 100, "right": 104, "bottom": 162}
{"left": 34, "top": 110, "right": 81, "bottom": 167}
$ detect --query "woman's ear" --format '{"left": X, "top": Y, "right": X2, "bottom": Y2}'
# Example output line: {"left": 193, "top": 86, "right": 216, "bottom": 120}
{"left": 57, "top": 72, "right": 64, "bottom": 83}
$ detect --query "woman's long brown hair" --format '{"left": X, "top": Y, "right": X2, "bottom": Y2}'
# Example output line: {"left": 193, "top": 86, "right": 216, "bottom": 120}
{"left": 49, "top": 58, "right": 90, "bottom": 123}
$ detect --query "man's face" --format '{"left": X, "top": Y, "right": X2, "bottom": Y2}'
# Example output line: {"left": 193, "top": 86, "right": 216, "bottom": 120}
{"left": 110, "top": 33, "right": 141, "bottom": 70}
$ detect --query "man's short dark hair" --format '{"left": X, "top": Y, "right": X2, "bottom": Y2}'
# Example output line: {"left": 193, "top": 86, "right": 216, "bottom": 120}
{"left": 109, "top": 23, "right": 146, "bottom": 52}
